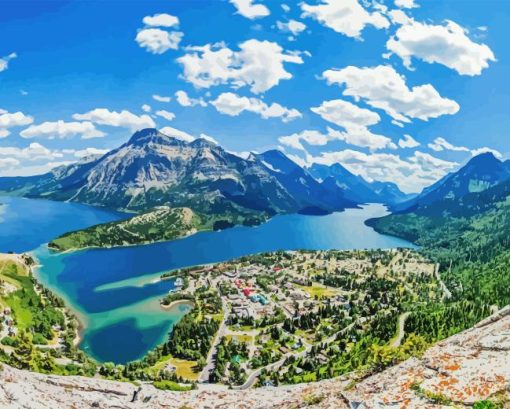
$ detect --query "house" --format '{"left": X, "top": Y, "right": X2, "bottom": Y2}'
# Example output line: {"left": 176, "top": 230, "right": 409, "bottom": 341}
{"left": 174, "top": 277, "right": 184, "bottom": 288}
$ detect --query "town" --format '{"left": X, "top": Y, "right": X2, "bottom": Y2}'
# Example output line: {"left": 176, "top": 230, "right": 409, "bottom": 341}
{"left": 159, "top": 248, "right": 443, "bottom": 388}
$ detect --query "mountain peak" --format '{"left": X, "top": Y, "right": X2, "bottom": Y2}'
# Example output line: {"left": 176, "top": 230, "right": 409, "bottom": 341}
{"left": 465, "top": 151, "right": 501, "bottom": 168}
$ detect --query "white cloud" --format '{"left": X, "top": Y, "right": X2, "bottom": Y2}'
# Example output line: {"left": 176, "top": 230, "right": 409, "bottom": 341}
{"left": 300, "top": 0, "right": 389, "bottom": 38}
{"left": 387, "top": 20, "right": 496, "bottom": 76}
{"left": 428, "top": 136, "right": 469, "bottom": 152}
{"left": 0, "top": 160, "right": 74, "bottom": 177}
{"left": 471, "top": 147, "right": 502, "bottom": 158}
{"left": 276, "top": 20, "right": 307, "bottom": 36}
{"left": 211, "top": 92, "right": 301, "bottom": 122}
{"left": 142, "top": 13, "right": 179, "bottom": 28}
{"left": 327, "top": 127, "right": 396, "bottom": 151}
{"left": 0, "top": 111, "right": 34, "bottom": 137}
{"left": 160, "top": 126, "right": 195, "bottom": 143}
{"left": 279, "top": 126, "right": 395, "bottom": 152}
{"left": 394, "top": 0, "right": 417, "bottom": 9}
{"left": 141, "top": 104, "right": 151, "bottom": 113}
{"left": 20, "top": 120, "right": 105, "bottom": 139}
{"left": 0, "top": 53, "right": 17, "bottom": 72}
{"left": 0, "top": 142, "right": 63, "bottom": 161}
{"left": 398, "top": 134, "right": 420, "bottom": 148}
{"left": 322, "top": 65, "right": 459, "bottom": 123}
{"left": 279, "top": 130, "right": 329, "bottom": 151}
{"left": 311, "top": 99, "right": 380, "bottom": 128}
{"left": 155, "top": 110, "right": 176, "bottom": 121}
{"left": 0, "top": 158, "right": 20, "bottom": 169}
{"left": 177, "top": 39, "right": 304, "bottom": 94}
{"left": 428, "top": 137, "right": 502, "bottom": 159}
{"left": 387, "top": 9, "right": 413, "bottom": 26}
{"left": 230, "top": 0, "right": 270, "bottom": 20}
{"left": 281, "top": 4, "right": 291, "bottom": 13}
{"left": 152, "top": 94, "right": 171, "bottom": 103}
{"left": 73, "top": 109, "right": 155, "bottom": 132}
{"left": 135, "top": 28, "right": 183, "bottom": 54}
{"left": 175, "top": 90, "right": 207, "bottom": 107}
{"left": 72, "top": 147, "right": 109, "bottom": 158}
{"left": 309, "top": 149, "right": 457, "bottom": 193}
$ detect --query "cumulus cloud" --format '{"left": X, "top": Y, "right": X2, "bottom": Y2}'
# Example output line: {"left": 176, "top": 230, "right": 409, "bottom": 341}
{"left": 0, "top": 111, "right": 34, "bottom": 137}
{"left": 0, "top": 142, "right": 63, "bottom": 161}
{"left": 211, "top": 92, "right": 301, "bottom": 122}
{"left": 428, "top": 136, "right": 469, "bottom": 152}
{"left": 311, "top": 99, "right": 380, "bottom": 128}
{"left": 279, "top": 126, "right": 395, "bottom": 152}
{"left": 142, "top": 13, "right": 179, "bottom": 28}
{"left": 387, "top": 20, "right": 496, "bottom": 76}
{"left": 141, "top": 104, "right": 151, "bottom": 113}
{"left": 322, "top": 65, "right": 459, "bottom": 123}
{"left": 428, "top": 137, "right": 502, "bottom": 158}
{"left": 398, "top": 134, "right": 420, "bottom": 148}
{"left": 152, "top": 94, "right": 171, "bottom": 103}
{"left": 177, "top": 39, "right": 304, "bottom": 94}
{"left": 394, "top": 0, "right": 417, "bottom": 9}
{"left": 308, "top": 149, "right": 457, "bottom": 193}
{"left": 300, "top": 0, "right": 389, "bottom": 38}
{"left": 0, "top": 53, "right": 17, "bottom": 72}
{"left": 276, "top": 20, "right": 307, "bottom": 36}
{"left": 20, "top": 120, "right": 105, "bottom": 139}
{"left": 135, "top": 28, "right": 183, "bottom": 54}
{"left": 155, "top": 110, "right": 176, "bottom": 121}
{"left": 230, "top": 0, "right": 270, "bottom": 20}
{"left": 72, "top": 147, "right": 109, "bottom": 158}
{"left": 160, "top": 126, "right": 195, "bottom": 143}
{"left": 175, "top": 90, "right": 207, "bottom": 107}
{"left": 73, "top": 109, "right": 155, "bottom": 132}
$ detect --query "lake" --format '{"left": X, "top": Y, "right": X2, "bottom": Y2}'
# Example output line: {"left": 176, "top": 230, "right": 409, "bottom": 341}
{"left": 0, "top": 196, "right": 415, "bottom": 363}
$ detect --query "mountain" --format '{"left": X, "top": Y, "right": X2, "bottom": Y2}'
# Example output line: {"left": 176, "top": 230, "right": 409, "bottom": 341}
{"left": 308, "top": 163, "right": 412, "bottom": 205}
{"left": 256, "top": 150, "right": 357, "bottom": 214}
{"left": 0, "top": 128, "right": 355, "bottom": 218}
{"left": 394, "top": 152, "right": 510, "bottom": 212}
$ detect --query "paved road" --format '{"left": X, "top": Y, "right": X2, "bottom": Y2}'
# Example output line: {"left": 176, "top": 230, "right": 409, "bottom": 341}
{"left": 199, "top": 299, "right": 228, "bottom": 383}
{"left": 390, "top": 312, "right": 410, "bottom": 348}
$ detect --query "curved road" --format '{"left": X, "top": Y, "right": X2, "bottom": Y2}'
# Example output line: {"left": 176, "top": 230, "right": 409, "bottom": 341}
{"left": 390, "top": 312, "right": 410, "bottom": 348}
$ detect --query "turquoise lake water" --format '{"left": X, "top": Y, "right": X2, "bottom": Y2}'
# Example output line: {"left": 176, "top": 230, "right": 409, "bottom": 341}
{"left": 0, "top": 196, "right": 415, "bottom": 363}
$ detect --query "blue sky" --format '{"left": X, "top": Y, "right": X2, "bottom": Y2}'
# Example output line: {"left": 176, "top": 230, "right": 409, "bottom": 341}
{"left": 0, "top": 0, "right": 507, "bottom": 192}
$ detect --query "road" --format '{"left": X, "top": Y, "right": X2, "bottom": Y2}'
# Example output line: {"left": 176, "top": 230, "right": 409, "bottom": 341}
{"left": 390, "top": 312, "right": 410, "bottom": 348}
{"left": 435, "top": 263, "right": 452, "bottom": 300}
{"left": 233, "top": 322, "right": 356, "bottom": 390}
{"left": 199, "top": 299, "right": 228, "bottom": 383}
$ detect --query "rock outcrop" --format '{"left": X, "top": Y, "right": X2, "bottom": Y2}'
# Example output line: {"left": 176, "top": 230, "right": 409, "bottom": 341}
{"left": 1, "top": 306, "right": 509, "bottom": 408}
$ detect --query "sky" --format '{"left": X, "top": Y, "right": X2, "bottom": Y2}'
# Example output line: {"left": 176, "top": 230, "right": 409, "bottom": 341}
{"left": 0, "top": 0, "right": 508, "bottom": 193}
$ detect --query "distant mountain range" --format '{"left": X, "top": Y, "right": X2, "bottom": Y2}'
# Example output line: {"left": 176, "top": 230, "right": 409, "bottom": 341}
{"left": 391, "top": 152, "right": 510, "bottom": 213}
{"left": 368, "top": 152, "right": 510, "bottom": 257}
{"left": 308, "top": 163, "right": 414, "bottom": 206}
{"left": 0, "top": 129, "right": 353, "bottom": 222}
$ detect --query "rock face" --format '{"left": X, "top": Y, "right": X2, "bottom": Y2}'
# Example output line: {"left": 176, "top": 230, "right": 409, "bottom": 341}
{"left": 0, "top": 128, "right": 354, "bottom": 215}
{"left": 394, "top": 152, "right": 510, "bottom": 212}
{"left": 1, "top": 306, "right": 509, "bottom": 408}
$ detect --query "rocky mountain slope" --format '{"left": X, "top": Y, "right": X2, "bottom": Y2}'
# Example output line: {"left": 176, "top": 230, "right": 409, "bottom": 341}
{"left": 394, "top": 152, "right": 510, "bottom": 212}
{"left": 0, "top": 129, "right": 355, "bottom": 217}
{"left": 1, "top": 306, "right": 508, "bottom": 408}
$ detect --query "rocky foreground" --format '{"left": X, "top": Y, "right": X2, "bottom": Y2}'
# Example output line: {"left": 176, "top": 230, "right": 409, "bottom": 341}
{"left": 1, "top": 306, "right": 509, "bottom": 409}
